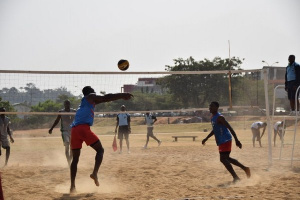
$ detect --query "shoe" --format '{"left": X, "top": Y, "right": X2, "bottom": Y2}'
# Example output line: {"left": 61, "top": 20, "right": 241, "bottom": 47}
{"left": 158, "top": 140, "right": 162, "bottom": 146}
{"left": 127, "top": 150, "right": 131, "bottom": 154}
{"left": 119, "top": 150, "right": 122, "bottom": 154}
{"left": 244, "top": 167, "right": 251, "bottom": 178}
{"left": 143, "top": 145, "right": 147, "bottom": 149}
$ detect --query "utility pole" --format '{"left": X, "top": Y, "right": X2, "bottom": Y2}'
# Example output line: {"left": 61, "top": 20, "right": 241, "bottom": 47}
{"left": 228, "top": 40, "right": 233, "bottom": 109}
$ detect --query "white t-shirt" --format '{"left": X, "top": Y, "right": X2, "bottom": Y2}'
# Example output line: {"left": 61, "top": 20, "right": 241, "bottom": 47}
{"left": 251, "top": 121, "right": 264, "bottom": 129}
{"left": 145, "top": 114, "right": 156, "bottom": 127}
{"left": 117, "top": 113, "right": 130, "bottom": 126}
{"left": 274, "top": 121, "right": 283, "bottom": 131}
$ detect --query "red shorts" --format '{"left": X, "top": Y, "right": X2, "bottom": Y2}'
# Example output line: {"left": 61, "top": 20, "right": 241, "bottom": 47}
{"left": 218, "top": 140, "right": 232, "bottom": 152}
{"left": 71, "top": 124, "right": 99, "bottom": 149}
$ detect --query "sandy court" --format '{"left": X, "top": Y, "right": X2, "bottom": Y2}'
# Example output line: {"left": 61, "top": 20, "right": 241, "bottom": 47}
{"left": 0, "top": 126, "right": 300, "bottom": 200}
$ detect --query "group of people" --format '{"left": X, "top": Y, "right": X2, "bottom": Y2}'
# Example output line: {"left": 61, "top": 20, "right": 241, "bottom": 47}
{"left": 114, "top": 105, "right": 162, "bottom": 154}
{"left": 250, "top": 120, "right": 285, "bottom": 147}
{"left": 0, "top": 54, "right": 297, "bottom": 192}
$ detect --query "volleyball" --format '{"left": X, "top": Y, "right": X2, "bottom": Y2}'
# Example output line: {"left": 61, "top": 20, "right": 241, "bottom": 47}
{"left": 118, "top": 59, "right": 129, "bottom": 71}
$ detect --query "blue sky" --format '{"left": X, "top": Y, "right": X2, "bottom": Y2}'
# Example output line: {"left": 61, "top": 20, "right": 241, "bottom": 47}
{"left": 0, "top": 0, "right": 299, "bottom": 72}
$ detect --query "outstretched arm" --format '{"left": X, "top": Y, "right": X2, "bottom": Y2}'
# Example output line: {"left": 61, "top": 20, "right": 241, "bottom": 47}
{"left": 49, "top": 115, "right": 61, "bottom": 134}
{"left": 87, "top": 93, "right": 133, "bottom": 105}
{"left": 217, "top": 116, "right": 242, "bottom": 148}
{"left": 202, "top": 131, "right": 214, "bottom": 145}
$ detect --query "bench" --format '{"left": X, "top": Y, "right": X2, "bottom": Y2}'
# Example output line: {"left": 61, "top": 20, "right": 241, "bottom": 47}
{"left": 172, "top": 136, "right": 198, "bottom": 142}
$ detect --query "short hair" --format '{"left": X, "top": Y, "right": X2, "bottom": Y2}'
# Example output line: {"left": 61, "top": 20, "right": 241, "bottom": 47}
{"left": 0, "top": 107, "right": 5, "bottom": 112}
{"left": 289, "top": 55, "right": 295, "bottom": 60}
{"left": 210, "top": 101, "right": 219, "bottom": 108}
{"left": 82, "top": 86, "right": 94, "bottom": 96}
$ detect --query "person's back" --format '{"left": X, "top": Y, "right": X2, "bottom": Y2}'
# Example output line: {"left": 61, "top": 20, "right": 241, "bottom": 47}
{"left": 251, "top": 121, "right": 263, "bottom": 129}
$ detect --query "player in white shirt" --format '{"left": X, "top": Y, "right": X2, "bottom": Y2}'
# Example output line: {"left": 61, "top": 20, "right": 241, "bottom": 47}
{"left": 115, "top": 105, "right": 131, "bottom": 154}
{"left": 250, "top": 121, "right": 267, "bottom": 147}
{"left": 49, "top": 100, "right": 76, "bottom": 166}
{"left": 274, "top": 121, "right": 284, "bottom": 147}
{"left": 144, "top": 111, "right": 161, "bottom": 149}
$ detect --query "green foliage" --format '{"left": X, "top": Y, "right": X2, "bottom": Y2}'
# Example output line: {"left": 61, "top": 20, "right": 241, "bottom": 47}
{"left": 160, "top": 56, "right": 244, "bottom": 108}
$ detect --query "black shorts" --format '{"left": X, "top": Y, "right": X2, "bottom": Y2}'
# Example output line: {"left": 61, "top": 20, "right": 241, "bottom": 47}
{"left": 287, "top": 80, "right": 300, "bottom": 100}
{"left": 147, "top": 127, "right": 154, "bottom": 136}
{"left": 118, "top": 126, "right": 130, "bottom": 140}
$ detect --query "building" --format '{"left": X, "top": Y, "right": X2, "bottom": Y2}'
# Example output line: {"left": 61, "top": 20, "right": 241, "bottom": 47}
{"left": 12, "top": 103, "right": 31, "bottom": 119}
{"left": 122, "top": 78, "right": 165, "bottom": 94}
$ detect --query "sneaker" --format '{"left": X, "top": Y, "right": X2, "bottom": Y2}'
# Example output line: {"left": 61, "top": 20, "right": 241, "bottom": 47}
{"left": 244, "top": 167, "right": 251, "bottom": 178}
{"left": 158, "top": 140, "right": 162, "bottom": 146}
{"left": 119, "top": 150, "right": 122, "bottom": 154}
{"left": 127, "top": 150, "right": 131, "bottom": 154}
{"left": 143, "top": 145, "right": 147, "bottom": 149}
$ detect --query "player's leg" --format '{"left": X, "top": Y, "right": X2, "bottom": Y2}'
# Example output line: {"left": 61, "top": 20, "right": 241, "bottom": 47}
{"left": 118, "top": 128, "right": 123, "bottom": 153}
{"left": 274, "top": 130, "right": 277, "bottom": 147}
{"left": 144, "top": 134, "right": 150, "bottom": 148}
{"left": 124, "top": 133, "right": 130, "bottom": 153}
{"left": 70, "top": 125, "right": 83, "bottom": 193}
{"left": 227, "top": 153, "right": 251, "bottom": 178}
{"left": 63, "top": 131, "right": 72, "bottom": 166}
{"left": 90, "top": 140, "right": 104, "bottom": 186}
{"left": 219, "top": 152, "right": 240, "bottom": 182}
{"left": 1, "top": 140, "right": 10, "bottom": 166}
{"left": 4, "top": 146, "right": 10, "bottom": 166}
{"left": 70, "top": 148, "right": 81, "bottom": 192}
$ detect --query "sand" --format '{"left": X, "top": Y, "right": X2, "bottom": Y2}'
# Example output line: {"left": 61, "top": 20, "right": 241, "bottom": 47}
{"left": 1, "top": 128, "right": 300, "bottom": 200}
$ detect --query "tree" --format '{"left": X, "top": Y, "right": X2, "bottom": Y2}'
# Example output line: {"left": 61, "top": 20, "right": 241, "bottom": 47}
{"left": 159, "top": 56, "right": 243, "bottom": 108}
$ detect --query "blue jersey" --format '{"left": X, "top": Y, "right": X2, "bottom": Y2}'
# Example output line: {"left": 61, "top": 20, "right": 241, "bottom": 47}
{"left": 211, "top": 112, "right": 232, "bottom": 146}
{"left": 71, "top": 97, "right": 95, "bottom": 127}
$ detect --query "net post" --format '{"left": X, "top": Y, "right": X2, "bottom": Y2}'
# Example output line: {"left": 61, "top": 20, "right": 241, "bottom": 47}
{"left": 263, "top": 68, "right": 272, "bottom": 167}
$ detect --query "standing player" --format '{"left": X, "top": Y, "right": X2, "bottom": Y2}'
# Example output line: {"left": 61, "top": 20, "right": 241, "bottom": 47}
{"left": 70, "top": 86, "right": 133, "bottom": 193}
{"left": 0, "top": 107, "right": 14, "bottom": 167}
{"left": 49, "top": 100, "right": 76, "bottom": 166}
{"left": 115, "top": 105, "right": 131, "bottom": 154}
{"left": 274, "top": 121, "right": 284, "bottom": 147}
{"left": 250, "top": 121, "right": 267, "bottom": 147}
{"left": 285, "top": 55, "right": 300, "bottom": 115}
{"left": 144, "top": 111, "right": 161, "bottom": 149}
{"left": 202, "top": 102, "right": 250, "bottom": 183}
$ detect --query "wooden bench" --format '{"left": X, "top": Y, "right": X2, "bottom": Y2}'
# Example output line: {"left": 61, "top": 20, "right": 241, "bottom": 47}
{"left": 172, "top": 136, "right": 198, "bottom": 142}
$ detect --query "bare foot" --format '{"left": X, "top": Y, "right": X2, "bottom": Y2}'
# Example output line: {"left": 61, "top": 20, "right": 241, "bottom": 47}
{"left": 244, "top": 167, "right": 251, "bottom": 178}
{"left": 70, "top": 187, "right": 77, "bottom": 194}
{"left": 233, "top": 177, "right": 240, "bottom": 183}
{"left": 90, "top": 174, "right": 100, "bottom": 186}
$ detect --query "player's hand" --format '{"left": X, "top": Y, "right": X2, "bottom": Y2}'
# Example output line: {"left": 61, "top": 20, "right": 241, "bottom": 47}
{"left": 10, "top": 137, "right": 14, "bottom": 143}
{"left": 48, "top": 129, "right": 52, "bottom": 134}
{"left": 202, "top": 138, "right": 207, "bottom": 145}
{"left": 236, "top": 140, "right": 242, "bottom": 149}
{"left": 123, "top": 93, "right": 133, "bottom": 100}
{"left": 128, "top": 127, "right": 131, "bottom": 133}
{"left": 115, "top": 129, "right": 117, "bottom": 133}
